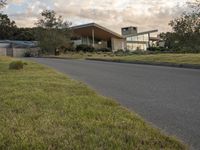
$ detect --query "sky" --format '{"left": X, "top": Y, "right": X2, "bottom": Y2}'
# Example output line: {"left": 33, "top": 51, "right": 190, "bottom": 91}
{"left": 2, "top": 0, "right": 191, "bottom": 33}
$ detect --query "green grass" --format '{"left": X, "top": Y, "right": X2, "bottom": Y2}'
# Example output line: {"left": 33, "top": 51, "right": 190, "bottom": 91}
{"left": 44, "top": 52, "right": 114, "bottom": 59}
{"left": 47, "top": 52, "right": 200, "bottom": 65}
{"left": 0, "top": 56, "right": 187, "bottom": 149}
{"left": 88, "top": 53, "right": 200, "bottom": 65}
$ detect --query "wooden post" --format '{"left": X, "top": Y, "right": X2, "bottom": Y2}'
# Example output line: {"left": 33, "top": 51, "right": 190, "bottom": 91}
{"left": 92, "top": 28, "right": 95, "bottom": 47}
{"left": 148, "top": 33, "right": 150, "bottom": 49}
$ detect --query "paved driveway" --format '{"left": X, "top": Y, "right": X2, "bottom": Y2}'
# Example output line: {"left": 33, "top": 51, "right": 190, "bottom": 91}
{"left": 30, "top": 58, "right": 200, "bottom": 149}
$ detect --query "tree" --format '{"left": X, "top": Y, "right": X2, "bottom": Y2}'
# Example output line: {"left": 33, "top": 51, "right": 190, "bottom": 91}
{"left": 0, "top": 13, "right": 37, "bottom": 40}
{"left": 13, "top": 28, "right": 37, "bottom": 41}
{"left": 169, "top": 0, "right": 200, "bottom": 52}
{"left": 159, "top": 32, "right": 179, "bottom": 50}
{"left": 0, "top": 13, "right": 17, "bottom": 39}
{"left": 36, "top": 10, "right": 71, "bottom": 29}
{"left": 35, "top": 10, "right": 72, "bottom": 55}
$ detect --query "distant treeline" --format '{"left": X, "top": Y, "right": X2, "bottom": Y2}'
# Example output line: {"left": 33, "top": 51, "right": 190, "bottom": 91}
{"left": 0, "top": 13, "right": 36, "bottom": 41}
{"left": 0, "top": 27, "right": 37, "bottom": 41}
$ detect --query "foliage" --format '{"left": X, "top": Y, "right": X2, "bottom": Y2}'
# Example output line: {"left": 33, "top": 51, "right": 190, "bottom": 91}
{"left": 166, "top": 0, "right": 200, "bottom": 52}
{"left": 35, "top": 10, "right": 71, "bottom": 55}
{"left": 114, "top": 49, "right": 132, "bottom": 56}
{"left": 0, "top": 13, "right": 17, "bottom": 40}
{"left": 9, "top": 60, "right": 24, "bottom": 70}
{"left": 159, "top": 32, "right": 174, "bottom": 49}
{"left": 24, "top": 50, "right": 32, "bottom": 57}
{"left": 35, "top": 10, "right": 71, "bottom": 29}
{"left": 89, "top": 53, "right": 200, "bottom": 65}
{"left": 76, "top": 44, "right": 95, "bottom": 52}
{"left": 36, "top": 28, "right": 71, "bottom": 55}
{"left": 148, "top": 47, "right": 167, "bottom": 52}
{"left": 0, "top": 13, "right": 36, "bottom": 40}
{"left": 13, "top": 27, "right": 37, "bottom": 41}
{"left": 0, "top": 13, "right": 37, "bottom": 40}
{"left": 58, "top": 42, "right": 75, "bottom": 53}
{"left": 97, "top": 47, "right": 112, "bottom": 52}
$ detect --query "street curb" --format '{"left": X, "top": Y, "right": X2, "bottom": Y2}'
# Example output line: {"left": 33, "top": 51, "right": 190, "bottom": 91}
{"left": 86, "top": 58, "right": 200, "bottom": 69}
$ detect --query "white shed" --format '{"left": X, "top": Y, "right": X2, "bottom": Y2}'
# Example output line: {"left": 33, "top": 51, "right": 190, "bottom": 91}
{"left": 0, "top": 40, "right": 38, "bottom": 57}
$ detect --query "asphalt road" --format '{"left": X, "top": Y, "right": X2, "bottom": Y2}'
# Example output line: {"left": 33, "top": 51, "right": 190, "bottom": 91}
{"left": 30, "top": 58, "right": 200, "bottom": 149}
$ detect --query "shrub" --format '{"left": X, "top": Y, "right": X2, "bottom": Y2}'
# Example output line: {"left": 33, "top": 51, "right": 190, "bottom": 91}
{"left": 97, "top": 48, "right": 111, "bottom": 52}
{"left": 64, "top": 46, "right": 75, "bottom": 52}
{"left": 23, "top": 62, "right": 28, "bottom": 65}
{"left": 114, "top": 49, "right": 125, "bottom": 56}
{"left": 148, "top": 47, "right": 167, "bottom": 52}
{"left": 9, "top": 61, "right": 24, "bottom": 70}
{"left": 76, "top": 44, "right": 95, "bottom": 52}
{"left": 131, "top": 50, "right": 150, "bottom": 55}
{"left": 24, "top": 51, "right": 32, "bottom": 57}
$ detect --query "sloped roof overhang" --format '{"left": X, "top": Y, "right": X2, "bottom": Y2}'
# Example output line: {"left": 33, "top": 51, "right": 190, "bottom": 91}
{"left": 71, "top": 23, "right": 124, "bottom": 41}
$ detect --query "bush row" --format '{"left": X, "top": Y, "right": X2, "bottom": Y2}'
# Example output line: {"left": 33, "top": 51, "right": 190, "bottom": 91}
{"left": 65, "top": 44, "right": 112, "bottom": 52}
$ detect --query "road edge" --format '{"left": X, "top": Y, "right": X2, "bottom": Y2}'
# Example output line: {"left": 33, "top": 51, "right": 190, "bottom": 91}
{"left": 86, "top": 58, "right": 200, "bottom": 69}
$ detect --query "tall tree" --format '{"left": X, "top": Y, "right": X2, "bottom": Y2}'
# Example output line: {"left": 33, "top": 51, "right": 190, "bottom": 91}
{"left": 0, "top": 13, "right": 17, "bottom": 39}
{"left": 13, "top": 28, "right": 37, "bottom": 41}
{"left": 36, "top": 10, "right": 71, "bottom": 29}
{"left": 169, "top": 0, "right": 200, "bottom": 52}
{"left": 35, "top": 10, "right": 72, "bottom": 55}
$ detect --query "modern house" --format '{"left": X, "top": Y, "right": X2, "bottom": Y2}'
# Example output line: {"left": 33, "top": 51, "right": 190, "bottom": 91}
{"left": 0, "top": 23, "right": 159, "bottom": 57}
{"left": 122, "top": 26, "right": 158, "bottom": 51}
{"left": 71, "top": 23, "right": 158, "bottom": 51}
{"left": 71, "top": 23, "right": 126, "bottom": 51}
{"left": 0, "top": 40, "right": 38, "bottom": 57}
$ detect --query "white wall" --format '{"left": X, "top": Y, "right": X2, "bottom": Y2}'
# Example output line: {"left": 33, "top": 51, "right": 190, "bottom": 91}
{"left": 13, "top": 48, "right": 27, "bottom": 57}
{"left": 0, "top": 43, "right": 10, "bottom": 56}
{"left": 13, "top": 48, "right": 39, "bottom": 57}
{"left": 111, "top": 38, "right": 126, "bottom": 51}
{"left": 73, "top": 40, "right": 82, "bottom": 47}
{"left": 0, "top": 48, "right": 6, "bottom": 56}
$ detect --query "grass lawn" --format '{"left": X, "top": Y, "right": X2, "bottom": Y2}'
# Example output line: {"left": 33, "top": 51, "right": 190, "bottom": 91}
{"left": 0, "top": 56, "right": 186, "bottom": 149}
{"left": 44, "top": 52, "right": 113, "bottom": 59}
{"left": 46, "top": 52, "right": 200, "bottom": 65}
{"left": 87, "top": 53, "right": 200, "bottom": 65}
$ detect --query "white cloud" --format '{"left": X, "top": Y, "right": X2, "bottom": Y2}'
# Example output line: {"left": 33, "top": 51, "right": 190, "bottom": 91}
{"left": 8, "top": 0, "right": 24, "bottom": 4}
{"left": 6, "top": 0, "right": 191, "bottom": 33}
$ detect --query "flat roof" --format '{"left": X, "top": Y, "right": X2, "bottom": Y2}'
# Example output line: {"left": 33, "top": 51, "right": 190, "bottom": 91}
{"left": 0, "top": 40, "right": 38, "bottom": 48}
{"left": 123, "top": 30, "right": 158, "bottom": 38}
{"left": 71, "top": 23, "right": 124, "bottom": 40}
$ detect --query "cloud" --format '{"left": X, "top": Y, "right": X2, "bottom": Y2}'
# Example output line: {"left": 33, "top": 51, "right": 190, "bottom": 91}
{"left": 5, "top": 0, "right": 190, "bottom": 33}
{"left": 8, "top": 0, "right": 24, "bottom": 4}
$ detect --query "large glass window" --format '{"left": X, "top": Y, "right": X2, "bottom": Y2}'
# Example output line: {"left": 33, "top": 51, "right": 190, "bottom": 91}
{"left": 132, "top": 36, "right": 138, "bottom": 41}
{"left": 127, "top": 43, "right": 148, "bottom": 51}
{"left": 143, "top": 34, "right": 149, "bottom": 41}
{"left": 127, "top": 37, "right": 132, "bottom": 41}
{"left": 126, "top": 34, "right": 149, "bottom": 42}
{"left": 137, "top": 35, "right": 144, "bottom": 41}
